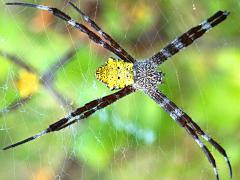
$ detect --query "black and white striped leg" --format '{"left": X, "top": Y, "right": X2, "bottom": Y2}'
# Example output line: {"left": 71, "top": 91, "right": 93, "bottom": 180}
{"left": 68, "top": 2, "right": 135, "bottom": 63}
{"left": 185, "top": 124, "right": 219, "bottom": 180}
{"left": 5, "top": 2, "right": 129, "bottom": 62}
{"left": 150, "top": 10, "right": 229, "bottom": 65}
{"left": 185, "top": 118, "right": 232, "bottom": 178}
{"left": 146, "top": 88, "right": 231, "bottom": 179}
{"left": 2, "top": 86, "right": 135, "bottom": 150}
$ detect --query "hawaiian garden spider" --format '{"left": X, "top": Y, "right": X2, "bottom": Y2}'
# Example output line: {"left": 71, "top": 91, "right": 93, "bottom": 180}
{"left": 4, "top": 2, "right": 231, "bottom": 180}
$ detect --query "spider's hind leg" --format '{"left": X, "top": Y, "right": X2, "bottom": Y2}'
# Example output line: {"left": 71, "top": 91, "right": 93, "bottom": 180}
{"left": 184, "top": 124, "right": 219, "bottom": 180}
{"left": 147, "top": 89, "right": 231, "bottom": 179}
{"left": 185, "top": 119, "right": 232, "bottom": 178}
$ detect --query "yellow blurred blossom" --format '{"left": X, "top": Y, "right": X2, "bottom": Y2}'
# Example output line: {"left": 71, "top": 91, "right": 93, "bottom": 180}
{"left": 15, "top": 69, "right": 39, "bottom": 98}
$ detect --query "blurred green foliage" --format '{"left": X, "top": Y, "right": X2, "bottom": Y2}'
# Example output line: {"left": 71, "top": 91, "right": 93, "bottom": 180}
{"left": 0, "top": 0, "right": 239, "bottom": 180}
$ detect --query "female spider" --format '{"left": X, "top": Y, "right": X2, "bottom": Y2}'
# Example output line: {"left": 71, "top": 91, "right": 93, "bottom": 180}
{"left": 4, "top": 2, "right": 231, "bottom": 180}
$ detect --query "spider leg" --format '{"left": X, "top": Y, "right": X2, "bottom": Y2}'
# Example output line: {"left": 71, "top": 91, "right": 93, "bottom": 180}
{"left": 51, "top": 85, "right": 135, "bottom": 131}
{"left": 5, "top": 2, "right": 129, "bottom": 62}
{"left": 2, "top": 86, "right": 135, "bottom": 150}
{"left": 0, "top": 50, "right": 38, "bottom": 73}
{"left": 68, "top": 2, "right": 135, "bottom": 63}
{"left": 146, "top": 88, "right": 231, "bottom": 179}
{"left": 185, "top": 124, "right": 219, "bottom": 180}
{"left": 185, "top": 117, "right": 232, "bottom": 178}
{"left": 149, "top": 11, "right": 229, "bottom": 65}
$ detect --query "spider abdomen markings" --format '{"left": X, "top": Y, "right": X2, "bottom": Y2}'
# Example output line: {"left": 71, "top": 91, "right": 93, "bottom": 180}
{"left": 96, "top": 58, "right": 134, "bottom": 90}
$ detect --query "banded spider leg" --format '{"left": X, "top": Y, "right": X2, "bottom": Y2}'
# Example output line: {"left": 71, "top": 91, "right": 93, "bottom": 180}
{"left": 146, "top": 89, "right": 232, "bottom": 180}
{"left": 2, "top": 86, "right": 135, "bottom": 150}
{"left": 68, "top": 2, "right": 135, "bottom": 63}
{"left": 150, "top": 11, "right": 229, "bottom": 65}
{"left": 5, "top": 2, "right": 133, "bottom": 63}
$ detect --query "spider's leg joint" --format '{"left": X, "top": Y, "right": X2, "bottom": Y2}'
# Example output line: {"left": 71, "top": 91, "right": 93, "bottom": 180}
{"left": 68, "top": 19, "right": 77, "bottom": 26}
{"left": 200, "top": 20, "right": 212, "bottom": 31}
{"left": 223, "top": 11, "right": 230, "bottom": 16}
{"left": 194, "top": 138, "right": 204, "bottom": 148}
{"left": 201, "top": 133, "right": 232, "bottom": 178}
{"left": 169, "top": 108, "right": 184, "bottom": 121}
{"left": 214, "top": 167, "right": 219, "bottom": 180}
{"left": 116, "top": 48, "right": 122, "bottom": 53}
{"left": 37, "top": 5, "right": 50, "bottom": 11}
{"left": 33, "top": 129, "right": 49, "bottom": 139}
{"left": 172, "top": 39, "right": 185, "bottom": 50}
{"left": 202, "top": 134, "right": 211, "bottom": 141}
{"left": 83, "top": 15, "right": 90, "bottom": 21}
{"left": 98, "top": 30, "right": 103, "bottom": 35}
{"left": 161, "top": 49, "right": 172, "bottom": 58}
{"left": 161, "top": 97, "right": 170, "bottom": 107}
{"left": 99, "top": 40, "right": 105, "bottom": 47}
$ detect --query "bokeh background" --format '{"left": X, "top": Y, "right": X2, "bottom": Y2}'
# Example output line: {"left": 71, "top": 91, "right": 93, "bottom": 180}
{"left": 0, "top": 0, "right": 239, "bottom": 180}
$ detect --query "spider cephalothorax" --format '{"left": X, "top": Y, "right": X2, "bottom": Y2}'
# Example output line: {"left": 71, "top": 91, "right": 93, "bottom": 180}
{"left": 133, "top": 61, "right": 164, "bottom": 91}
{"left": 4, "top": 2, "right": 231, "bottom": 180}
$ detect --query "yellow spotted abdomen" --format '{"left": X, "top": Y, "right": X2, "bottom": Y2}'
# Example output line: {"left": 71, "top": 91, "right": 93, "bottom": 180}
{"left": 96, "top": 58, "right": 134, "bottom": 90}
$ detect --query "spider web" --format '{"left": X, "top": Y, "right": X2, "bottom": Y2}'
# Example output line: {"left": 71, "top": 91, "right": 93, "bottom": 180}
{"left": 0, "top": 0, "right": 239, "bottom": 180}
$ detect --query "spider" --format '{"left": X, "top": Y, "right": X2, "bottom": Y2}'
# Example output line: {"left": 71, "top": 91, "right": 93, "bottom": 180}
{"left": 3, "top": 2, "right": 231, "bottom": 180}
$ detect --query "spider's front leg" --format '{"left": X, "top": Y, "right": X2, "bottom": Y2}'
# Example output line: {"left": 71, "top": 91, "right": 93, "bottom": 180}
{"left": 149, "top": 10, "right": 229, "bottom": 65}
{"left": 5, "top": 2, "right": 132, "bottom": 62}
{"left": 146, "top": 88, "right": 232, "bottom": 180}
{"left": 68, "top": 2, "right": 135, "bottom": 63}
